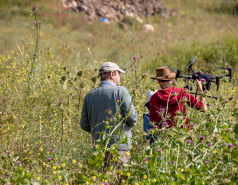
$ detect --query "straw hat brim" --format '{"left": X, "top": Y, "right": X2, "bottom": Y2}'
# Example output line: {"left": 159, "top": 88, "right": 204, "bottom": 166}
{"left": 151, "top": 72, "right": 176, "bottom": 80}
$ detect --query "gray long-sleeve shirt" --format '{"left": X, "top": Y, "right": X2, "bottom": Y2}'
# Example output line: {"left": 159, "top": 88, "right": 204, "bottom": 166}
{"left": 80, "top": 81, "right": 137, "bottom": 150}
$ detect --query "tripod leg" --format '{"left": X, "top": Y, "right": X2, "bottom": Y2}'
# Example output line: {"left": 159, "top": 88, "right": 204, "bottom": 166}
{"left": 195, "top": 88, "right": 198, "bottom": 98}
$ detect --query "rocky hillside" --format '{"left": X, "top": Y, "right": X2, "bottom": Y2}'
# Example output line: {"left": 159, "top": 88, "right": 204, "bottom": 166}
{"left": 62, "top": 0, "right": 175, "bottom": 21}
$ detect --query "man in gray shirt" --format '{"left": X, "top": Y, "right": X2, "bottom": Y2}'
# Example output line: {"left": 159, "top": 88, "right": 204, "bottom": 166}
{"left": 80, "top": 62, "right": 137, "bottom": 166}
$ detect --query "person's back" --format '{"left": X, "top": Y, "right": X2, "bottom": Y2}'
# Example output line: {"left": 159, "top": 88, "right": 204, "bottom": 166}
{"left": 150, "top": 67, "right": 207, "bottom": 131}
{"left": 81, "top": 83, "right": 137, "bottom": 150}
{"left": 80, "top": 62, "right": 137, "bottom": 166}
{"left": 150, "top": 86, "right": 204, "bottom": 130}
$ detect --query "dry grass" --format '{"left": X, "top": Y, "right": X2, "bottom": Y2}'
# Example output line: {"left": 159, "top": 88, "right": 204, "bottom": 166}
{"left": 0, "top": 0, "right": 238, "bottom": 70}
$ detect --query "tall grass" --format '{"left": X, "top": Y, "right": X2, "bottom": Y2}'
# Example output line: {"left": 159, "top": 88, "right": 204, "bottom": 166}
{"left": 0, "top": 0, "right": 238, "bottom": 184}
{"left": 1, "top": 0, "right": 238, "bottom": 69}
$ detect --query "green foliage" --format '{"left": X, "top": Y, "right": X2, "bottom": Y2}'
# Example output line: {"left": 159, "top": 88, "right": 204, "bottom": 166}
{"left": 149, "top": 36, "right": 238, "bottom": 71}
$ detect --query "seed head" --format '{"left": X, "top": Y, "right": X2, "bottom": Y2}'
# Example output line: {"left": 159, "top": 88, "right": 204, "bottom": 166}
{"left": 186, "top": 139, "right": 191, "bottom": 143}
{"left": 157, "top": 149, "right": 162, "bottom": 152}
{"left": 160, "top": 108, "right": 165, "bottom": 112}
{"left": 77, "top": 70, "right": 84, "bottom": 77}
{"left": 161, "top": 121, "right": 168, "bottom": 125}
{"left": 91, "top": 76, "right": 97, "bottom": 83}
{"left": 106, "top": 109, "right": 112, "bottom": 115}
{"left": 61, "top": 75, "right": 67, "bottom": 81}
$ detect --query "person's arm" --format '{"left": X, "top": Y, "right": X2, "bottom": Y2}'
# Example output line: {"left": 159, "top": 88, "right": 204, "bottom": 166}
{"left": 121, "top": 89, "right": 137, "bottom": 127}
{"left": 185, "top": 80, "right": 207, "bottom": 112}
{"left": 196, "top": 79, "right": 207, "bottom": 112}
{"left": 80, "top": 96, "right": 91, "bottom": 132}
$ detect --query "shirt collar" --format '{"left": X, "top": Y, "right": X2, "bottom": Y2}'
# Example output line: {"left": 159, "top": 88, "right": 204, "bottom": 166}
{"left": 99, "top": 80, "right": 116, "bottom": 87}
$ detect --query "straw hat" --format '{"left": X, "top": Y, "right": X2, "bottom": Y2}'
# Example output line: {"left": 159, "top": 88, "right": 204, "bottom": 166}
{"left": 151, "top": 67, "right": 176, "bottom": 80}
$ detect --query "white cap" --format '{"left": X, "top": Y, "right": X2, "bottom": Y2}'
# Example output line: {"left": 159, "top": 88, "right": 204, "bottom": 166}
{"left": 99, "top": 62, "right": 126, "bottom": 74}
{"left": 145, "top": 90, "right": 157, "bottom": 105}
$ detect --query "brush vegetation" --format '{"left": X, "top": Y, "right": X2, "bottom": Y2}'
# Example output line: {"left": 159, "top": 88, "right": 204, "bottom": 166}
{"left": 0, "top": 0, "right": 238, "bottom": 184}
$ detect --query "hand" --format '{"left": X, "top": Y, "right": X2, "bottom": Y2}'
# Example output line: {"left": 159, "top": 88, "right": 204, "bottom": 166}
{"left": 144, "top": 139, "right": 150, "bottom": 144}
{"left": 196, "top": 79, "right": 203, "bottom": 92}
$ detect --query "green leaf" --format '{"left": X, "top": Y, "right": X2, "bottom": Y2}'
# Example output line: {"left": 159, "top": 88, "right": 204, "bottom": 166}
{"left": 192, "top": 173, "right": 204, "bottom": 177}
{"left": 221, "top": 134, "right": 233, "bottom": 143}
{"left": 76, "top": 173, "right": 90, "bottom": 184}
{"left": 232, "top": 108, "right": 238, "bottom": 118}
{"left": 234, "top": 124, "right": 238, "bottom": 135}
{"left": 176, "top": 173, "right": 185, "bottom": 180}
{"left": 88, "top": 153, "right": 104, "bottom": 171}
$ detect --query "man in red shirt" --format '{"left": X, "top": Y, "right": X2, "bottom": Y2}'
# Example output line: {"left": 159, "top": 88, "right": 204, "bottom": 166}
{"left": 150, "top": 67, "right": 207, "bottom": 131}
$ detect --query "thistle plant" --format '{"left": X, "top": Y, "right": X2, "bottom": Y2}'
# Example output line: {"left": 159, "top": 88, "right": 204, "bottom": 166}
{"left": 27, "top": 6, "right": 41, "bottom": 92}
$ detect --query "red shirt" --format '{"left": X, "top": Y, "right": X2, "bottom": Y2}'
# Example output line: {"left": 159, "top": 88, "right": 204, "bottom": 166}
{"left": 150, "top": 87, "right": 204, "bottom": 131}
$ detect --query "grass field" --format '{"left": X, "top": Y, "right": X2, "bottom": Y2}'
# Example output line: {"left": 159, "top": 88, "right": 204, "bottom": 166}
{"left": 0, "top": 0, "right": 238, "bottom": 184}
